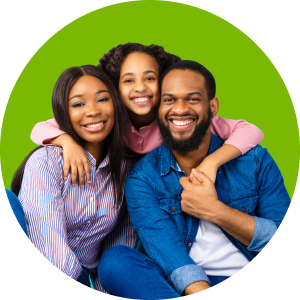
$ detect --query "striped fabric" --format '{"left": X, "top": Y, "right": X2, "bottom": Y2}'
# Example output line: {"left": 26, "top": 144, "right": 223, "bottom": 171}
{"left": 19, "top": 146, "right": 137, "bottom": 291}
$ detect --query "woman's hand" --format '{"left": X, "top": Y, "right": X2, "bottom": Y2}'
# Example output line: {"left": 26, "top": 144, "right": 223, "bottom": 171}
{"left": 48, "top": 134, "right": 91, "bottom": 186}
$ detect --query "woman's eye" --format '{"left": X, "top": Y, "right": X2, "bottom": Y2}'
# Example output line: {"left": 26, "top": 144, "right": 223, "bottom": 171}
{"left": 146, "top": 77, "right": 155, "bottom": 81}
{"left": 72, "top": 102, "right": 84, "bottom": 108}
{"left": 124, "top": 79, "right": 133, "bottom": 83}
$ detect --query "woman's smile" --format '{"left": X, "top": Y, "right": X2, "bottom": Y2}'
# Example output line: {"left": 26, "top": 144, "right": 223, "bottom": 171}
{"left": 68, "top": 75, "right": 115, "bottom": 145}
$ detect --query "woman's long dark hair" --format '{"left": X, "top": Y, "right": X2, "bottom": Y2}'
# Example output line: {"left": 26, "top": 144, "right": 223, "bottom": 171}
{"left": 11, "top": 65, "right": 127, "bottom": 207}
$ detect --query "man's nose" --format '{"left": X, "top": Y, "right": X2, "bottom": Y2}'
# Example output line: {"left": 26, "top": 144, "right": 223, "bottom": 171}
{"left": 172, "top": 99, "right": 189, "bottom": 114}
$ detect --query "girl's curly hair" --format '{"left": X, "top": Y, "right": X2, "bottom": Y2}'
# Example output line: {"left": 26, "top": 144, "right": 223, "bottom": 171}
{"left": 98, "top": 43, "right": 181, "bottom": 87}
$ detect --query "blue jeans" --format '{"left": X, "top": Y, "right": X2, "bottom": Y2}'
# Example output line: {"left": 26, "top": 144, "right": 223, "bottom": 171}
{"left": 5, "top": 189, "right": 91, "bottom": 287}
{"left": 98, "top": 245, "right": 229, "bottom": 299}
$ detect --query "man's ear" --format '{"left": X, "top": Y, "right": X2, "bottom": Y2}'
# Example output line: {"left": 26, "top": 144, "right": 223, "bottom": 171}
{"left": 210, "top": 97, "right": 219, "bottom": 117}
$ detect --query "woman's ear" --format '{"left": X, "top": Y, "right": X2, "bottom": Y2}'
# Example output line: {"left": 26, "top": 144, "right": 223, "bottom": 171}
{"left": 210, "top": 97, "right": 219, "bottom": 117}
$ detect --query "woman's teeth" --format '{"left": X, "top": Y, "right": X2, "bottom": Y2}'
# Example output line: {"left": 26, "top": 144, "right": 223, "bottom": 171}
{"left": 132, "top": 97, "right": 150, "bottom": 103}
{"left": 86, "top": 122, "right": 104, "bottom": 128}
{"left": 172, "top": 120, "right": 194, "bottom": 126}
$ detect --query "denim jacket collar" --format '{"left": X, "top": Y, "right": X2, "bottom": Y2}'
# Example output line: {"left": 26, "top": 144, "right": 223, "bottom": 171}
{"left": 160, "top": 133, "right": 224, "bottom": 176}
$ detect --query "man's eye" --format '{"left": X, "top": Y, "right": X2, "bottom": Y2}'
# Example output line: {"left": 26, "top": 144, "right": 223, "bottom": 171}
{"left": 164, "top": 98, "right": 174, "bottom": 103}
{"left": 190, "top": 98, "right": 200, "bottom": 102}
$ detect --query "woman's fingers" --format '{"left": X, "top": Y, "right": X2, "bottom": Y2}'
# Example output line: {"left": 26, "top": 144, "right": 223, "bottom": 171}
{"left": 77, "top": 162, "right": 85, "bottom": 187}
{"left": 83, "top": 160, "right": 91, "bottom": 184}
{"left": 71, "top": 163, "right": 78, "bottom": 186}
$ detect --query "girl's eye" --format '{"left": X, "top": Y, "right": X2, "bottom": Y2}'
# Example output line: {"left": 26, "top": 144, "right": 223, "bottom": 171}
{"left": 124, "top": 79, "right": 133, "bottom": 83}
{"left": 97, "top": 97, "right": 110, "bottom": 102}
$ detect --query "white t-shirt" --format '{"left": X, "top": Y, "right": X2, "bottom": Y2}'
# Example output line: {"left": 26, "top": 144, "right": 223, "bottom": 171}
{"left": 189, "top": 219, "right": 249, "bottom": 276}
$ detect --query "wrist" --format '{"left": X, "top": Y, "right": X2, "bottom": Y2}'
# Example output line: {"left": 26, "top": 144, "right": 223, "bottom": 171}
{"left": 184, "top": 281, "right": 210, "bottom": 295}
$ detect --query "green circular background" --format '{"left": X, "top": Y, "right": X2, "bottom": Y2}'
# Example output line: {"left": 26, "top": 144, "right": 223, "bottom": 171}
{"left": 1, "top": 1, "right": 299, "bottom": 198}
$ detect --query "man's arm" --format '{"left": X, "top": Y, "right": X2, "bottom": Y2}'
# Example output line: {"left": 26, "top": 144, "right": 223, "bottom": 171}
{"left": 125, "top": 170, "right": 210, "bottom": 295}
{"left": 180, "top": 170, "right": 255, "bottom": 246}
{"left": 180, "top": 147, "right": 291, "bottom": 251}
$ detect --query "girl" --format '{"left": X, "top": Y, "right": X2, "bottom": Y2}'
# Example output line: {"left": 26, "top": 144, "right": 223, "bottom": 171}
{"left": 12, "top": 65, "right": 136, "bottom": 291}
{"left": 31, "top": 43, "right": 263, "bottom": 186}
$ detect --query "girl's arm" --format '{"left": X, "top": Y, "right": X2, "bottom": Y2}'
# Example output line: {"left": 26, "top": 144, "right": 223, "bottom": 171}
{"left": 30, "top": 118, "right": 91, "bottom": 186}
{"left": 192, "top": 117, "right": 264, "bottom": 183}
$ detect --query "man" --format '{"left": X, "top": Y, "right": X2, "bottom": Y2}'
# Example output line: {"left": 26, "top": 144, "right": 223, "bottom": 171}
{"left": 98, "top": 60, "right": 291, "bottom": 299}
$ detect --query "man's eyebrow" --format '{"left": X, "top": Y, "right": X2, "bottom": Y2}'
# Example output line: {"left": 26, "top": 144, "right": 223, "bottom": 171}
{"left": 161, "top": 92, "right": 202, "bottom": 97}
{"left": 69, "top": 90, "right": 109, "bottom": 101}
{"left": 121, "top": 70, "right": 157, "bottom": 79}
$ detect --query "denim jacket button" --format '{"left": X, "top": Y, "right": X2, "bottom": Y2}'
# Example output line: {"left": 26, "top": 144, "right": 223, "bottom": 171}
{"left": 171, "top": 207, "right": 176, "bottom": 212}
{"left": 242, "top": 208, "right": 246, "bottom": 213}
{"left": 187, "top": 243, "right": 192, "bottom": 247}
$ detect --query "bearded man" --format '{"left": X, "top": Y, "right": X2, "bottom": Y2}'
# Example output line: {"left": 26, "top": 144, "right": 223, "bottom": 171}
{"left": 98, "top": 60, "right": 291, "bottom": 299}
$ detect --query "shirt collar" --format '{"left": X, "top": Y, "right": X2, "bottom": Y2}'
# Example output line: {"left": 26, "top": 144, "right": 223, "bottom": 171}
{"left": 84, "top": 150, "right": 110, "bottom": 170}
{"left": 160, "top": 133, "right": 224, "bottom": 176}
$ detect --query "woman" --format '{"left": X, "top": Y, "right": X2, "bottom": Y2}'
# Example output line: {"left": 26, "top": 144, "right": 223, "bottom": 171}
{"left": 30, "top": 43, "right": 264, "bottom": 185}
{"left": 11, "top": 65, "right": 136, "bottom": 291}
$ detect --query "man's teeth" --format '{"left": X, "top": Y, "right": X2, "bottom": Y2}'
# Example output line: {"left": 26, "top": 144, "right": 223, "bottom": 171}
{"left": 132, "top": 97, "right": 150, "bottom": 103}
{"left": 86, "top": 122, "right": 104, "bottom": 128}
{"left": 172, "top": 120, "right": 194, "bottom": 126}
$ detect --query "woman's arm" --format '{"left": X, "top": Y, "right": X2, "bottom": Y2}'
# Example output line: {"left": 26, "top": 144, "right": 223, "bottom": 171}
{"left": 18, "top": 147, "right": 83, "bottom": 280}
{"left": 192, "top": 117, "right": 264, "bottom": 182}
{"left": 30, "top": 118, "right": 91, "bottom": 186}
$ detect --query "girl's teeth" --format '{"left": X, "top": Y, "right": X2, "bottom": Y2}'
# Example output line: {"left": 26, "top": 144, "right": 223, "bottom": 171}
{"left": 172, "top": 120, "right": 193, "bottom": 126}
{"left": 133, "top": 97, "right": 150, "bottom": 103}
{"left": 86, "top": 122, "right": 103, "bottom": 128}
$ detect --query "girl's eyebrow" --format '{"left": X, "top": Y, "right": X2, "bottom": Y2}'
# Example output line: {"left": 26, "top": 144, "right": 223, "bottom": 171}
{"left": 69, "top": 90, "right": 109, "bottom": 101}
{"left": 121, "top": 70, "right": 157, "bottom": 79}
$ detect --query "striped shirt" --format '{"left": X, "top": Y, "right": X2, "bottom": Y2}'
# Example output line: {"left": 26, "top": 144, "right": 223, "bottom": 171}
{"left": 19, "top": 146, "right": 137, "bottom": 291}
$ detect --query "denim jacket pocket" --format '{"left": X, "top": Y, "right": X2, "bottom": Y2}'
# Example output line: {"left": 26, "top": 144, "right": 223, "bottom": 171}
{"left": 158, "top": 196, "right": 188, "bottom": 236}
{"left": 225, "top": 195, "right": 258, "bottom": 216}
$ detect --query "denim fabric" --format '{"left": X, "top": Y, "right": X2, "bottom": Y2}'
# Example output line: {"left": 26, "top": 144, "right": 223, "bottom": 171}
{"left": 125, "top": 133, "right": 291, "bottom": 294}
{"left": 98, "top": 245, "right": 181, "bottom": 299}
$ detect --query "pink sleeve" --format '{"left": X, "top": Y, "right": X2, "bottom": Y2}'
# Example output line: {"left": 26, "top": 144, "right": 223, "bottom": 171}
{"left": 30, "top": 118, "right": 66, "bottom": 145}
{"left": 211, "top": 116, "right": 264, "bottom": 155}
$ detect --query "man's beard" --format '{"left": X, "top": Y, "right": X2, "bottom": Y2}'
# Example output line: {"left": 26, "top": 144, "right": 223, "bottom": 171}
{"left": 156, "top": 107, "right": 213, "bottom": 156}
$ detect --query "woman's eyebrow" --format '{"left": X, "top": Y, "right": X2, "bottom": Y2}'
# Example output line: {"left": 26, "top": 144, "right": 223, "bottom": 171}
{"left": 69, "top": 94, "right": 83, "bottom": 101}
{"left": 95, "top": 90, "right": 109, "bottom": 95}
{"left": 69, "top": 90, "right": 109, "bottom": 101}
{"left": 121, "top": 70, "right": 157, "bottom": 79}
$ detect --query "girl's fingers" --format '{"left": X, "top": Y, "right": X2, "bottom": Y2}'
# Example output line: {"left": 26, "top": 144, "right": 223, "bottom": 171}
{"left": 83, "top": 160, "right": 91, "bottom": 184}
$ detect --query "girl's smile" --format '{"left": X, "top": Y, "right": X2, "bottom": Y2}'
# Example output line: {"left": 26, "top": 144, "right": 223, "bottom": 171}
{"left": 119, "top": 52, "right": 160, "bottom": 126}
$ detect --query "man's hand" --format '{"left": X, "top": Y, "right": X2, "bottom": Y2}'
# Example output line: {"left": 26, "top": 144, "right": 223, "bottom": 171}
{"left": 179, "top": 169, "right": 222, "bottom": 220}
{"left": 181, "top": 169, "right": 255, "bottom": 246}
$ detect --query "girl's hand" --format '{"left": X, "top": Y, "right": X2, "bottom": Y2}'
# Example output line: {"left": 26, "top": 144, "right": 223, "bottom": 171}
{"left": 48, "top": 134, "right": 91, "bottom": 186}
{"left": 190, "top": 156, "right": 218, "bottom": 185}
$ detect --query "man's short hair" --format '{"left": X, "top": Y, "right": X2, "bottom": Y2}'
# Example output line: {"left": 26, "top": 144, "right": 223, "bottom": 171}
{"left": 160, "top": 60, "right": 216, "bottom": 100}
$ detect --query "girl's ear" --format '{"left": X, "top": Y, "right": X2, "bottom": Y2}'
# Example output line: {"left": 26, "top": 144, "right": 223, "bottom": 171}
{"left": 210, "top": 97, "right": 219, "bottom": 117}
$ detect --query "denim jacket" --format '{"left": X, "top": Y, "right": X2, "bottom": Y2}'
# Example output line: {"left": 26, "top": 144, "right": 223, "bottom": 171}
{"left": 125, "top": 133, "right": 291, "bottom": 295}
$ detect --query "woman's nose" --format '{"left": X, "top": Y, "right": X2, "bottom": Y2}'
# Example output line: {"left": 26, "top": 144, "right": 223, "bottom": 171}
{"left": 86, "top": 102, "right": 101, "bottom": 117}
